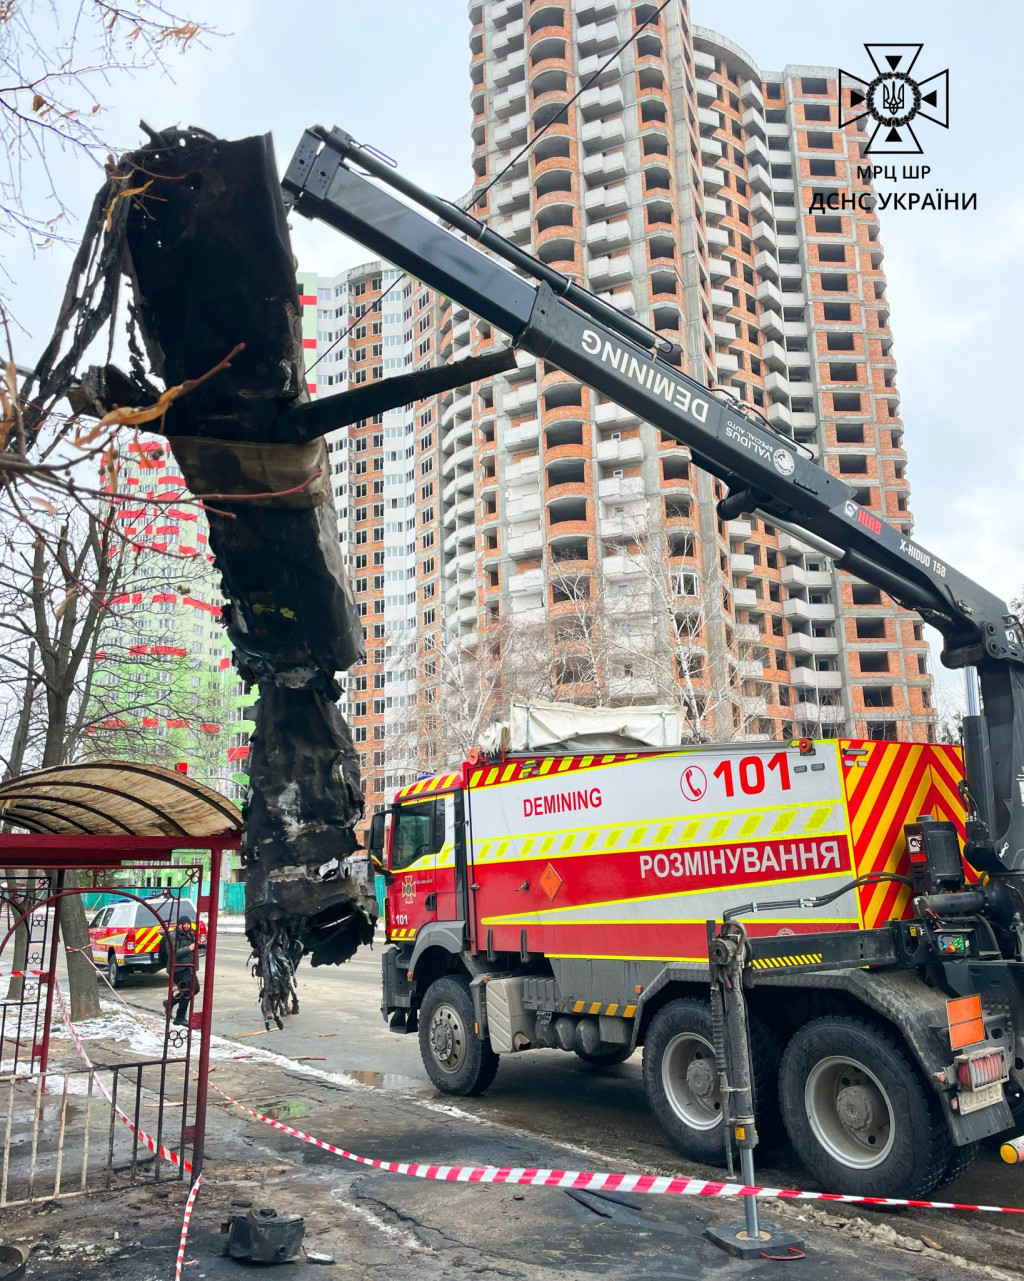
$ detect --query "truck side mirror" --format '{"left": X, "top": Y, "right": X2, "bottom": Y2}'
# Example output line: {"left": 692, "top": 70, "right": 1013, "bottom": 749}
{"left": 368, "top": 812, "right": 386, "bottom": 860}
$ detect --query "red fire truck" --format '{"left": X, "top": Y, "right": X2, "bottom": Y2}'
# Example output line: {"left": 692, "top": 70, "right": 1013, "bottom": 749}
{"left": 374, "top": 733, "right": 994, "bottom": 1200}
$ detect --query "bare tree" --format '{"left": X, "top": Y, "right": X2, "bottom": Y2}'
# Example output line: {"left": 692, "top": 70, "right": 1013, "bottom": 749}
{"left": 545, "top": 518, "right": 763, "bottom": 742}
{"left": 0, "top": 491, "right": 222, "bottom": 1017}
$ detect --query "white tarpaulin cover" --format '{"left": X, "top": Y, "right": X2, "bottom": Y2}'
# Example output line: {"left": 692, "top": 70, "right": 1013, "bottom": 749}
{"left": 477, "top": 701, "right": 683, "bottom": 754}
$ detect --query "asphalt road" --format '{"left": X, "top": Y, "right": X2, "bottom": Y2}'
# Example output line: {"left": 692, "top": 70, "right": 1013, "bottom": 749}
{"left": 118, "top": 933, "right": 1024, "bottom": 1270}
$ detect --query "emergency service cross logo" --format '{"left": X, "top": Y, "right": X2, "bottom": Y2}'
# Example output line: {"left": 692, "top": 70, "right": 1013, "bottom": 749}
{"left": 839, "top": 45, "right": 949, "bottom": 155}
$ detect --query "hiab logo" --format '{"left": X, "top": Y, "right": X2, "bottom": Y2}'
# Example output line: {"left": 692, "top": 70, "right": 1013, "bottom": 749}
{"left": 839, "top": 44, "right": 949, "bottom": 155}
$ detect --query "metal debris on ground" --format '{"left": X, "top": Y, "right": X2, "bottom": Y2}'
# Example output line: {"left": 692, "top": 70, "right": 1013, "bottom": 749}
{"left": 222, "top": 1206, "right": 305, "bottom": 1264}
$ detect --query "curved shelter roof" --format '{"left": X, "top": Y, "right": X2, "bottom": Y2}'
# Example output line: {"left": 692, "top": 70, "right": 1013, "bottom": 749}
{"left": 0, "top": 760, "right": 242, "bottom": 839}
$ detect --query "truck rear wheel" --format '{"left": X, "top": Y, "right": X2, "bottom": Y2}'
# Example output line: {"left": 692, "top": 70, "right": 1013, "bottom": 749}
{"left": 642, "top": 997, "right": 780, "bottom": 1166}
{"left": 779, "top": 1015, "right": 952, "bottom": 1198}
{"left": 418, "top": 976, "right": 499, "bottom": 1097}
{"left": 107, "top": 951, "right": 122, "bottom": 989}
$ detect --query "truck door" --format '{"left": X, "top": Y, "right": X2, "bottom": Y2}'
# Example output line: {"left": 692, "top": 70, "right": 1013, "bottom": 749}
{"left": 386, "top": 797, "right": 444, "bottom": 940}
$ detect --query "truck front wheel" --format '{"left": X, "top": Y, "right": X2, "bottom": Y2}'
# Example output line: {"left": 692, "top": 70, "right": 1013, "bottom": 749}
{"left": 779, "top": 1015, "right": 952, "bottom": 1198}
{"left": 418, "top": 976, "right": 499, "bottom": 1096}
{"left": 642, "top": 997, "right": 780, "bottom": 1166}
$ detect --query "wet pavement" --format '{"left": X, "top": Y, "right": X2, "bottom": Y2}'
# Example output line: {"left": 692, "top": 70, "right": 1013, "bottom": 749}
{"left": 94, "top": 934, "right": 1024, "bottom": 1276}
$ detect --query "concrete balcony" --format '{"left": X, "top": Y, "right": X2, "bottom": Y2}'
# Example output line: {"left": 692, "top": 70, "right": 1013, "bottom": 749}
{"left": 760, "top": 309, "right": 784, "bottom": 340}
{"left": 730, "top": 552, "right": 755, "bottom": 574}
{"left": 588, "top": 252, "right": 632, "bottom": 288}
{"left": 741, "top": 106, "right": 765, "bottom": 137}
{"left": 706, "top": 225, "right": 729, "bottom": 250}
{"left": 732, "top": 587, "right": 758, "bottom": 609}
{"left": 708, "top": 256, "right": 731, "bottom": 282}
{"left": 700, "top": 136, "right": 723, "bottom": 162}
{"left": 736, "top": 622, "right": 761, "bottom": 643}
{"left": 598, "top": 475, "right": 644, "bottom": 503}
{"left": 502, "top": 383, "right": 538, "bottom": 415}
{"left": 585, "top": 218, "right": 630, "bottom": 252}
{"left": 595, "top": 401, "right": 640, "bottom": 428}
{"left": 508, "top": 567, "right": 543, "bottom": 595}
{"left": 754, "top": 250, "right": 778, "bottom": 281}
{"left": 505, "top": 456, "right": 540, "bottom": 486}
{"left": 494, "top": 111, "right": 529, "bottom": 151}
{"left": 781, "top": 564, "right": 833, "bottom": 591}
{"left": 749, "top": 191, "right": 775, "bottom": 221}
{"left": 493, "top": 49, "right": 526, "bottom": 90}
{"left": 493, "top": 84, "right": 527, "bottom": 119}
{"left": 756, "top": 279, "right": 783, "bottom": 310}
{"left": 787, "top": 350, "right": 810, "bottom": 370}
{"left": 578, "top": 51, "right": 622, "bottom": 86}
{"left": 602, "top": 553, "right": 644, "bottom": 578}
{"left": 701, "top": 165, "right": 725, "bottom": 189}
{"left": 766, "top": 401, "right": 792, "bottom": 429}
{"left": 504, "top": 419, "right": 539, "bottom": 451}
{"left": 779, "top": 261, "right": 804, "bottom": 281}
{"left": 747, "top": 164, "right": 772, "bottom": 194}
{"left": 738, "top": 658, "right": 765, "bottom": 680}
{"left": 600, "top": 512, "right": 649, "bottom": 538}
{"left": 508, "top": 528, "right": 543, "bottom": 558}
{"left": 584, "top": 183, "right": 629, "bottom": 218}
{"left": 491, "top": 16, "right": 523, "bottom": 58}
{"left": 740, "top": 79, "right": 764, "bottom": 108}
{"left": 727, "top": 519, "right": 752, "bottom": 542}
{"left": 597, "top": 288, "right": 635, "bottom": 314}
{"left": 715, "top": 351, "right": 739, "bottom": 375}
{"left": 506, "top": 491, "right": 541, "bottom": 520}
{"left": 744, "top": 136, "right": 769, "bottom": 167}
{"left": 698, "top": 106, "right": 721, "bottom": 133}
{"left": 784, "top": 598, "right": 836, "bottom": 624}
{"left": 581, "top": 115, "right": 625, "bottom": 153}
{"left": 739, "top": 694, "right": 769, "bottom": 719}
{"left": 704, "top": 195, "right": 727, "bottom": 223}
{"left": 495, "top": 176, "right": 531, "bottom": 213}
{"left": 696, "top": 77, "right": 717, "bottom": 103}
{"left": 794, "top": 701, "right": 846, "bottom": 724}
{"left": 791, "top": 666, "right": 843, "bottom": 689}
{"left": 783, "top": 320, "right": 808, "bottom": 339}
{"left": 457, "top": 550, "right": 477, "bottom": 574}
{"left": 710, "top": 288, "right": 732, "bottom": 314}
{"left": 787, "top": 630, "right": 839, "bottom": 657}
{"left": 608, "top": 675, "right": 660, "bottom": 700}
{"left": 576, "top": 17, "right": 619, "bottom": 54}
{"left": 765, "top": 370, "right": 790, "bottom": 401}
{"left": 761, "top": 339, "right": 787, "bottom": 370}
{"left": 792, "top": 411, "right": 818, "bottom": 431}
{"left": 579, "top": 82, "right": 624, "bottom": 120}
{"left": 583, "top": 150, "right": 628, "bottom": 186}
{"left": 597, "top": 435, "right": 643, "bottom": 464}
{"left": 713, "top": 319, "right": 737, "bottom": 342}
{"left": 778, "top": 531, "right": 814, "bottom": 555}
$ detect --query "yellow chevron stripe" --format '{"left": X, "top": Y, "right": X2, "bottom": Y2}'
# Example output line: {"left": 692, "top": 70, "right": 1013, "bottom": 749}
{"left": 624, "top": 1004, "right": 636, "bottom": 1018}
{"left": 573, "top": 1000, "right": 585, "bottom": 1013}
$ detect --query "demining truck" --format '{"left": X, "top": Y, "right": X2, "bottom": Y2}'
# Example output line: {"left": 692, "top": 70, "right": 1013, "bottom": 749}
{"left": 276, "top": 126, "right": 1024, "bottom": 1203}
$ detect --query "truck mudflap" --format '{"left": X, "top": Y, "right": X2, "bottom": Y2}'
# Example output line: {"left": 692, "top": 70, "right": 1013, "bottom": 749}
{"left": 753, "top": 966, "right": 1017, "bottom": 1144}
{"left": 381, "top": 944, "right": 413, "bottom": 1031}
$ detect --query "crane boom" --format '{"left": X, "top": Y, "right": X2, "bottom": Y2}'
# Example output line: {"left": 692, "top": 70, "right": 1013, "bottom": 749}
{"left": 283, "top": 125, "right": 1024, "bottom": 873}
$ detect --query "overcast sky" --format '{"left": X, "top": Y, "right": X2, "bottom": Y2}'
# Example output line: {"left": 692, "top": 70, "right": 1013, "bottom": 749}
{"left": 11, "top": 1, "right": 1022, "bottom": 715}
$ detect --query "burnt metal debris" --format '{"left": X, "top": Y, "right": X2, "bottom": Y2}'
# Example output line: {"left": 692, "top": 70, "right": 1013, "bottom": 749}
{"left": 22, "top": 125, "right": 516, "bottom": 1026}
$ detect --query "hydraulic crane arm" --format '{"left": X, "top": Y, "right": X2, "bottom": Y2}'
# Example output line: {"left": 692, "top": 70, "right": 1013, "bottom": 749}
{"left": 283, "top": 125, "right": 1024, "bottom": 873}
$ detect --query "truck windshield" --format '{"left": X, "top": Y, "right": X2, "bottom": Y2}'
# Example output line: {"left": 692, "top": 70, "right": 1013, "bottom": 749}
{"left": 391, "top": 801, "right": 436, "bottom": 872}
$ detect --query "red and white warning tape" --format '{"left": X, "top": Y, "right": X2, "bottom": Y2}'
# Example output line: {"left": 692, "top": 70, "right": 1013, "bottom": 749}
{"left": 208, "top": 1080, "right": 1024, "bottom": 1216}
{"left": 52, "top": 982, "right": 191, "bottom": 1172}
{"left": 174, "top": 1174, "right": 202, "bottom": 1281}
{"left": 0, "top": 968, "right": 48, "bottom": 979}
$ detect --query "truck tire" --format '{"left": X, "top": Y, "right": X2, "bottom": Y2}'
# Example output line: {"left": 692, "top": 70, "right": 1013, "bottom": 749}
{"left": 576, "top": 1046, "right": 633, "bottom": 1066}
{"left": 642, "top": 997, "right": 781, "bottom": 1166}
{"left": 107, "top": 951, "right": 122, "bottom": 989}
{"left": 779, "top": 1015, "right": 952, "bottom": 1198}
{"left": 418, "top": 976, "right": 499, "bottom": 1097}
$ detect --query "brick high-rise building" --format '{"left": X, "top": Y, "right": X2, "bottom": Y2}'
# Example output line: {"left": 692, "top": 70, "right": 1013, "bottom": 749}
{"left": 426, "top": 0, "right": 934, "bottom": 749}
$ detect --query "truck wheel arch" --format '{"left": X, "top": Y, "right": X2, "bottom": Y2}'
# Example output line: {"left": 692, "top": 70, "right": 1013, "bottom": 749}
{"left": 408, "top": 921, "right": 466, "bottom": 981}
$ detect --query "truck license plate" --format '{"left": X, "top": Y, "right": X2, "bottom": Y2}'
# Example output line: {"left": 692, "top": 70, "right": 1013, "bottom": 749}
{"left": 958, "top": 1081, "right": 1005, "bottom": 1115}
